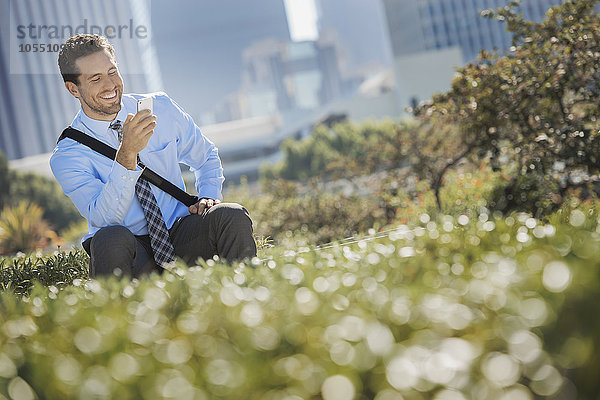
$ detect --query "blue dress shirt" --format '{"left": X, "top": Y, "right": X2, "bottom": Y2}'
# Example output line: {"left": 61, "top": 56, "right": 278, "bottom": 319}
{"left": 50, "top": 92, "right": 224, "bottom": 242}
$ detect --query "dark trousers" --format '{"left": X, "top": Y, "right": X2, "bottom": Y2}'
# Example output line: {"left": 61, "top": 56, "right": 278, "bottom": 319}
{"left": 82, "top": 203, "right": 257, "bottom": 278}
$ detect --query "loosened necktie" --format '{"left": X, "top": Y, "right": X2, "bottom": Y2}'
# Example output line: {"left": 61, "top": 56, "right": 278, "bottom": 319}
{"left": 110, "top": 120, "right": 176, "bottom": 267}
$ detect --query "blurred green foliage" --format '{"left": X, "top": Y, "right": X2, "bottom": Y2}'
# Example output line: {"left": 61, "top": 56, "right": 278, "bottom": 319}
{"left": 0, "top": 150, "right": 83, "bottom": 236}
{"left": 262, "top": 119, "right": 412, "bottom": 182}
{"left": 227, "top": 178, "right": 389, "bottom": 246}
{"left": 8, "top": 172, "right": 83, "bottom": 234}
{"left": 0, "top": 202, "right": 59, "bottom": 255}
{"left": 229, "top": 166, "right": 503, "bottom": 247}
{"left": 1, "top": 209, "right": 600, "bottom": 398}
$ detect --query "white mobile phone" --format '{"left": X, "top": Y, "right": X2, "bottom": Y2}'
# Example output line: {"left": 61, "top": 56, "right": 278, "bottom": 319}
{"left": 137, "top": 97, "right": 153, "bottom": 114}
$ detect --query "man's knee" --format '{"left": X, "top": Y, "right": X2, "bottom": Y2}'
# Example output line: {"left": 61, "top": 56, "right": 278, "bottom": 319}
{"left": 209, "top": 203, "right": 256, "bottom": 260}
{"left": 88, "top": 225, "right": 137, "bottom": 278}
{"left": 210, "top": 202, "right": 251, "bottom": 223}
{"left": 91, "top": 225, "right": 136, "bottom": 253}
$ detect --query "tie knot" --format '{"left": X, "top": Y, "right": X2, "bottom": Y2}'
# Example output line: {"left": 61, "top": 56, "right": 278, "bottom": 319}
{"left": 109, "top": 120, "right": 122, "bottom": 132}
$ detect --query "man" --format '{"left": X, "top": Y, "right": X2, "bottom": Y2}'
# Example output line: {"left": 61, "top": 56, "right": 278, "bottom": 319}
{"left": 51, "top": 34, "right": 257, "bottom": 278}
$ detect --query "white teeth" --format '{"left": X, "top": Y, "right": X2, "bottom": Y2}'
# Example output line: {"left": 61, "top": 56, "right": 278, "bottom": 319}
{"left": 101, "top": 91, "right": 116, "bottom": 99}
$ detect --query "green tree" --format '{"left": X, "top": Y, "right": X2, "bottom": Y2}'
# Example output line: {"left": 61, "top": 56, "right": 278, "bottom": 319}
{"left": 415, "top": 0, "right": 600, "bottom": 216}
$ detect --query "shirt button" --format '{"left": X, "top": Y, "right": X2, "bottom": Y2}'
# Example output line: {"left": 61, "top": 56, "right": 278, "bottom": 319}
{"left": 130, "top": 178, "right": 134, "bottom": 181}
{"left": 122, "top": 175, "right": 126, "bottom": 179}
{"left": 115, "top": 197, "right": 119, "bottom": 201}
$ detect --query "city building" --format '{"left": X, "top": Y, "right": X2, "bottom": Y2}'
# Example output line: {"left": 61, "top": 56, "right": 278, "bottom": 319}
{"left": 382, "top": 0, "right": 563, "bottom": 61}
{"left": 0, "top": 0, "right": 162, "bottom": 161}
{"left": 213, "top": 34, "right": 346, "bottom": 122}
{"left": 381, "top": 0, "right": 564, "bottom": 111}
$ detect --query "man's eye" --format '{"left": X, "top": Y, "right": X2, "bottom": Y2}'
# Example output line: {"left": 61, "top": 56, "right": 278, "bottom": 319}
{"left": 91, "top": 77, "right": 100, "bottom": 82}
{"left": 109, "top": 70, "right": 116, "bottom": 75}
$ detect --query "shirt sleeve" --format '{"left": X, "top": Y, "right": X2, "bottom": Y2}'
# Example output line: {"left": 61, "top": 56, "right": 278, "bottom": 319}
{"left": 160, "top": 93, "right": 225, "bottom": 201}
{"left": 50, "top": 146, "right": 143, "bottom": 228}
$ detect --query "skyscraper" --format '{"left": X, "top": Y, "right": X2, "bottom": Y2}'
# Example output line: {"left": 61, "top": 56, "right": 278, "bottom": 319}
{"left": 380, "top": 0, "right": 565, "bottom": 112}
{"left": 0, "top": 0, "right": 162, "bottom": 160}
{"left": 382, "top": 0, "right": 564, "bottom": 62}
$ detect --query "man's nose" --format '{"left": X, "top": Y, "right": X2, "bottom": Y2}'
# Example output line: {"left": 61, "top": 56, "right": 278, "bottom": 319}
{"left": 107, "top": 74, "right": 120, "bottom": 88}
{"left": 100, "top": 79, "right": 114, "bottom": 91}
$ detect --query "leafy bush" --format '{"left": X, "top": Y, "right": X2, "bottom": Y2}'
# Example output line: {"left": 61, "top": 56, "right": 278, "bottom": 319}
{"left": 228, "top": 165, "right": 503, "bottom": 246}
{"left": 0, "top": 202, "right": 61, "bottom": 256}
{"left": 228, "top": 179, "right": 390, "bottom": 246}
{"left": 1, "top": 212, "right": 599, "bottom": 398}
{"left": 262, "top": 119, "right": 411, "bottom": 182}
{"left": 415, "top": 0, "right": 600, "bottom": 214}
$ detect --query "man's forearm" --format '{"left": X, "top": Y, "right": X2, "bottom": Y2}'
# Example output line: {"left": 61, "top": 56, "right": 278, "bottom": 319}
{"left": 195, "top": 154, "right": 225, "bottom": 201}
{"left": 116, "top": 148, "right": 138, "bottom": 170}
{"left": 55, "top": 160, "right": 142, "bottom": 227}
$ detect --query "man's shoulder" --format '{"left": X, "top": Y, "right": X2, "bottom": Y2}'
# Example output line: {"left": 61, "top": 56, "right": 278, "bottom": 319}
{"left": 51, "top": 136, "right": 87, "bottom": 159}
{"left": 125, "top": 91, "right": 180, "bottom": 113}
{"left": 124, "top": 91, "right": 170, "bottom": 103}
{"left": 125, "top": 92, "right": 188, "bottom": 119}
{"left": 49, "top": 136, "right": 91, "bottom": 176}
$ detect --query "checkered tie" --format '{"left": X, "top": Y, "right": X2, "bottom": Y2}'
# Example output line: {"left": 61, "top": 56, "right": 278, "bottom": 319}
{"left": 110, "top": 120, "right": 176, "bottom": 267}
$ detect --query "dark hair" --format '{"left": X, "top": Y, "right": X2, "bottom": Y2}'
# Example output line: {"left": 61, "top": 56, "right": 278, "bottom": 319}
{"left": 58, "top": 34, "right": 116, "bottom": 85}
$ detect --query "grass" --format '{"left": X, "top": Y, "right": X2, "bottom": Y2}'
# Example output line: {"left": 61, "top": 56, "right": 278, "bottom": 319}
{"left": 0, "top": 251, "right": 88, "bottom": 296}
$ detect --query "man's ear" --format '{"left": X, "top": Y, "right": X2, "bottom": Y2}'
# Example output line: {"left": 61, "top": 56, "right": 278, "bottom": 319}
{"left": 65, "top": 81, "right": 80, "bottom": 99}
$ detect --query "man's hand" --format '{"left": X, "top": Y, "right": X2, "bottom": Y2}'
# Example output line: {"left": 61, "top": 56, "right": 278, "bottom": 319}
{"left": 115, "top": 110, "right": 157, "bottom": 170}
{"left": 189, "top": 198, "right": 221, "bottom": 215}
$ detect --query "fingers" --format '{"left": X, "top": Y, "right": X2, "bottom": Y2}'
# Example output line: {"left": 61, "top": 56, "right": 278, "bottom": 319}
{"left": 138, "top": 116, "right": 157, "bottom": 137}
{"left": 121, "top": 110, "right": 156, "bottom": 151}
{"left": 188, "top": 198, "right": 219, "bottom": 215}
{"left": 190, "top": 202, "right": 206, "bottom": 215}
{"left": 203, "top": 198, "right": 221, "bottom": 208}
{"left": 124, "top": 110, "right": 155, "bottom": 132}
{"left": 188, "top": 200, "right": 206, "bottom": 215}
{"left": 133, "top": 111, "right": 157, "bottom": 132}
{"left": 116, "top": 110, "right": 158, "bottom": 162}
{"left": 132, "top": 109, "right": 152, "bottom": 123}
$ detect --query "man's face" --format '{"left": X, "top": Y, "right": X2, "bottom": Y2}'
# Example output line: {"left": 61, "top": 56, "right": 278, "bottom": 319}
{"left": 66, "top": 49, "right": 124, "bottom": 121}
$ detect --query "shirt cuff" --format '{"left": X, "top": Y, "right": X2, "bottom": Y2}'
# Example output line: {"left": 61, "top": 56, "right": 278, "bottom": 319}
{"left": 197, "top": 184, "right": 222, "bottom": 202}
{"left": 109, "top": 160, "right": 144, "bottom": 193}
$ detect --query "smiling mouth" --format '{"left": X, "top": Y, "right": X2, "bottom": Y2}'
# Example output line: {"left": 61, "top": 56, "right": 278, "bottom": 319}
{"left": 100, "top": 90, "right": 118, "bottom": 100}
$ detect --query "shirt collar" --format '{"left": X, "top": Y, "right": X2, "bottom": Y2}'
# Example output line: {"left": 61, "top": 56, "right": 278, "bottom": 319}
{"left": 76, "top": 100, "right": 128, "bottom": 140}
